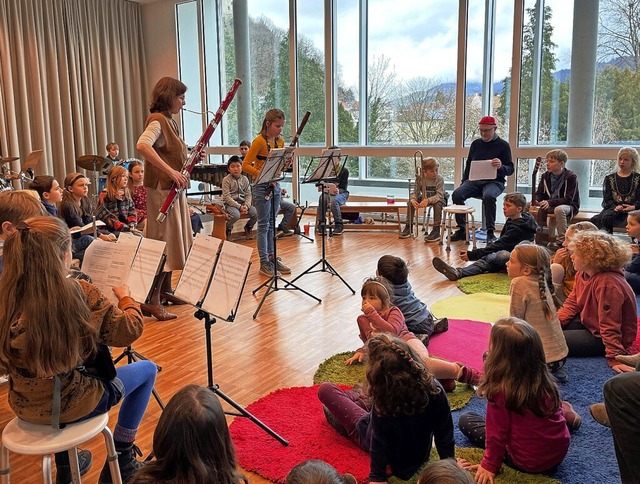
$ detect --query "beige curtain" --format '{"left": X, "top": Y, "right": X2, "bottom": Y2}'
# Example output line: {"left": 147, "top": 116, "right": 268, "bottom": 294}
{"left": 0, "top": 0, "right": 147, "bottom": 184}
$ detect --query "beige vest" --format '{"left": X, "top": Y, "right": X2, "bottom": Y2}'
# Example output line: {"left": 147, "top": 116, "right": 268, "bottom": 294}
{"left": 143, "top": 113, "right": 186, "bottom": 190}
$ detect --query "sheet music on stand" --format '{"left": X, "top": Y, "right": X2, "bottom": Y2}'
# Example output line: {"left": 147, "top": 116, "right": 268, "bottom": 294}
{"left": 174, "top": 233, "right": 252, "bottom": 322}
{"left": 302, "top": 148, "right": 347, "bottom": 184}
{"left": 253, "top": 146, "right": 295, "bottom": 185}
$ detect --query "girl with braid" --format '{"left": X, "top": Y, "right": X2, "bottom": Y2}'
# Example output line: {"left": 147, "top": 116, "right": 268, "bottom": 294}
{"left": 318, "top": 334, "right": 455, "bottom": 483}
{"left": 507, "top": 243, "right": 569, "bottom": 383}
{"left": 344, "top": 278, "right": 480, "bottom": 390}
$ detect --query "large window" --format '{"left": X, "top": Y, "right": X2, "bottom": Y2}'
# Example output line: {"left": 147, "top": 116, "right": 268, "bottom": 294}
{"left": 176, "top": 0, "right": 640, "bottom": 209}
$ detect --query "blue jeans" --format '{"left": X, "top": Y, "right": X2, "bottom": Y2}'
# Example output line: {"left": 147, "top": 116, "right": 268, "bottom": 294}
{"left": 452, "top": 180, "right": 505, "bottom": 231}
{"left": 318, "top": 190, "right": 349, "bottom": 225}
{"left": 459, "top": 250, "right": 510, "bottom": 278}
{"left": 253, "top": 182, "right": 281, "bottom": 263}
{"left": 278, "top": 199, "right": 296, "bottom": 228}
{"left": 80, "top": 360, "right": 156, "bottom": 431}
{"left": 72, "top": 235, "right": 94, "bottom": 262}
{"left": 225, "top": 205, "right": 258, "bottom": 231}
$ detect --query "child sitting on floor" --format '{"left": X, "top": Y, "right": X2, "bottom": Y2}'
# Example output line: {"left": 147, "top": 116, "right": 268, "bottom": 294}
{"left": 550, "top": 221, "right": 598, "bottom": 303}
{"left": 345, "top": 277, "right": 479, "bottom": 391}
{"left": 376, "top": 254, "right": 448, "bottom": 344}
{"left": 432, "top": 192, "right": 537, "bottom": 281}
{"left": 417, "top": 458, "right": 474, "bottom": 484}
{"left": 285, "top": 460, "right": 356, "bottom": 484}
{"left": 320, "top": 333, "right": 455, "bottom": 483}
{"left": 507, "top": 243, "right": 569, "bottom": 383}
{"left": 130, "top": 384, "right": 247, "bottom": 484}
{"left": 458, "top": 318, "right": 580, "bottom": 482}
{"left": 557, "top": 231, "right": 638, "bottom": 366}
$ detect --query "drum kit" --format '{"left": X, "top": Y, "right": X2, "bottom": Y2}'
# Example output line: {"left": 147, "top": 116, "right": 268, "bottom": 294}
{"left": 0, "top": 150, "right": 43, "bottom": 190}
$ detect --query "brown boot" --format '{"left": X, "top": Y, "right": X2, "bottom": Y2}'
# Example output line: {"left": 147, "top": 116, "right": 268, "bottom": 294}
{"left": 589, "top": 403, "right": 610, "bottom": 427}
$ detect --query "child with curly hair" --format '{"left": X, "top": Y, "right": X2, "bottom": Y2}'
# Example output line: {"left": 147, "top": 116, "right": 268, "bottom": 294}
{"left": 319, "top": 334, "right": 455, "bottom": 483}
{"left": 557, "top": 231, "right": 638, "bottom": 366}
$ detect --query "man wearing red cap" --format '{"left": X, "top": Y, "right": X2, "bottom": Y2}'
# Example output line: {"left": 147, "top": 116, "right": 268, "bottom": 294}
{"left": 451, "top": 115, "right": 513, "bottom": 243}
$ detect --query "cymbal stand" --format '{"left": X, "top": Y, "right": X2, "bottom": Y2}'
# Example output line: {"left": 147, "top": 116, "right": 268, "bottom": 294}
{"left": 286, "top": 182, "right": 355, "bottom": 294}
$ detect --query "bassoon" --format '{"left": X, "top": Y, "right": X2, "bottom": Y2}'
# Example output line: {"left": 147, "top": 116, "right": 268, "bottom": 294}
{"left": 156, "top": 78, "right": 243, "bottom": 223}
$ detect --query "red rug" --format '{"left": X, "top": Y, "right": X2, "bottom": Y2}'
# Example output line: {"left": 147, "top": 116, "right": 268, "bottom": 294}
{"left": 428, "top": 319, "right": 491, "bottom": 372}
{"left": 230, "top": 384, "right": 370, "bottom": 483}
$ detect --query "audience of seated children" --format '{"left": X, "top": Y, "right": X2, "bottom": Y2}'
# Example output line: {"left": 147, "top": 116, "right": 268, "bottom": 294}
{"left": 557, "top": 231, "right": 637, "bottom": 366}
{"left": 345, "top": 277, "right": 480, "bottom": 390}
{"left": 60, "top": 173, "right": 116, "bottom": 262}
{"left": 319, "top": 333, "right": 455, "bottom": 483}
{"left": 28, "top": 175, "right": 63, "bottom": 216}
{"left": 399, "top": 156, "right": 447, "bottom": 242}
{"left": 0, "top": 216, "right": 155, "bottom": 483}
{"left": 506, "top": 243, "right": 569, "bottom": 383}
{"left": 96, "top": 165, "right": 138, "bottom": 235}
{"left": 0, "top": 190, "right": 46, "bottom": 273}
{"left": 458, "top": 318, "right": 580, "bottom": 483}
{"left": 550, "top": 221, "right": 598, "bottom": 303}
{"left": 623, "top": 209, "right": 640, "bottom": 294}
{"left": 592, "top": 146, "right": 640, "bottom": 234}
{"left": 130, "top": 384, "right": 247, "bottom": 484}
{"left": 222, "top": 155, "right": 257, "bottom": 240}
{"left": 128, "top": 160, "right": 147, "bottom": 230}
{"left": 533, "top": 149, "right": 580, "bottom": 246}
{"left": 417, "top": 458, "right": 474, "bottom": 484}
{"left": 432, "top": 192, "right": 537, "bottom": 281}
{"left": 285, "top": 460, "right": 356, "bottom": 484}
{"left": 316, "top": 145, "right": 349, "bottom": 236}
{"left": 376, "top": 255, "right": 448, "bottom": 343}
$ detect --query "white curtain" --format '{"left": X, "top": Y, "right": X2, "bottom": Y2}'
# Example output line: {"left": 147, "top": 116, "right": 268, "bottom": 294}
{"left": 0, "top": 0, "right": 148, "bottom": 182}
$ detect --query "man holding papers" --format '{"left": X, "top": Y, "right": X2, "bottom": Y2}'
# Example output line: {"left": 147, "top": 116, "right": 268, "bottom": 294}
{"left": 451, "top": 116, "right": 513, "bottom": 244}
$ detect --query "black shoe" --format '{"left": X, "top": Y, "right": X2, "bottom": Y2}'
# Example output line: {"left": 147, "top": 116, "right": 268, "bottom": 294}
{"left": 333, "top": 224, "right": 344, "bottom": 235}
{"left": 432, "top": 257, "right": 461, "bottom": 281}
{"left": 449, "top": 229, "right": 466, "bottom": 242}
{"left": 322, "top": 406, "right": 349, "bottom": 438}
{"left": 433, "top": 317, "right": 449, "bottom": 334}
{"left": 415, "top": 333, "right": 430, "bottom": 347}
{"left": 55, "top": 449, "right": 92, "bottom": 484}
{"left": 485, "top": 231, "right": 497, "bottom": 244}
{"left": 399, "top": 226, "right": 412, "bottom": 239}
{"left": 98, "top": 442, "right": 144, "bottom": 484}
{"left": 277, "top": 225, "right": 293, "bottom": 236}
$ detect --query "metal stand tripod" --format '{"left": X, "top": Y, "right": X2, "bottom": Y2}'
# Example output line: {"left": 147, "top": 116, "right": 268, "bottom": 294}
{"left": 287, "top": 183, "right": 355, "bottom": 294}
{"left": 252, "top": 184, "right": 321, "bottom": 319}
{"left": 113, "top": 346, "right": 165, "bottom": 410}
{"left": 194, "top": 308, "right": 289, "bottom": 445}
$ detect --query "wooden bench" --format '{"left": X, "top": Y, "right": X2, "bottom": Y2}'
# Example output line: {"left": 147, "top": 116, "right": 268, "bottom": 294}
{"left": 339, "top": 201, "right": 402, "bottom": 232}
{"left": 543, "top": 210, "right": 625, "bottom": 241}
{"left": 209, "top": 205, "right": 294, "bottom": 241}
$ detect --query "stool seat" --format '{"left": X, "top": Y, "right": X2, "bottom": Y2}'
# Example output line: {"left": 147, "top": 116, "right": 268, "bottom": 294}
{"left": 443, "top": 204, "right": 476, "bottom": 214}
{"left": 2, "top": 414, "right": 109, "bottom": 455}
{"left": 441, "top": 205, "right": 477, "bottom": 251}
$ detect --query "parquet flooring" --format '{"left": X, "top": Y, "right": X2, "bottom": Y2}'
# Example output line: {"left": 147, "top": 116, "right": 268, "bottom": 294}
{"left": 0, "top": 219, "right": 468, "bottom": 482}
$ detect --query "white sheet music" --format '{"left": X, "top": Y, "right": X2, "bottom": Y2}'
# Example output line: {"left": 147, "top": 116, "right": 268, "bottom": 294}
{"left": 128, "top": 238, "right": 167, "bottom": 303}
{"left": 175, "top": 234, "right": 222, "bottom": 306}
{"left": 80, "top": 239, "right": 138, "bottom": 304}
{"left": 201, "top": 241, "right": 252, "bottom": 321}
{"left": 468, "top": 159, "right": 497, "bottom": 181}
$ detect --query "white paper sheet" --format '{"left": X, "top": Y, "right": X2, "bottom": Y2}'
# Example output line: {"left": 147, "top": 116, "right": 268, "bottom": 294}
{"left": 128, "top": 238, "right": 167, "bottom": 303}
{"left": 468, "top": 159, "right": 497, "bottom": 181}
{"left": 175, "top": 234, "right": 222, "bottom": 306}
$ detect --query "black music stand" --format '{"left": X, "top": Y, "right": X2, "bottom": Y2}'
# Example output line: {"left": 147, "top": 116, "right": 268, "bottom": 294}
{"left": 251, "top": 148, "right": 321, "bottom": 319}
{"left": 179, "top": 237, "right": 288, "bottom": 446}
{"left": 287, "top": 149, "right": 354, "bottom": 294}
{"left": 286, "top": 199, "right": 313, "bottom": 243}
{"left": 113, "top": 254, "right": 168, "bottom": 410}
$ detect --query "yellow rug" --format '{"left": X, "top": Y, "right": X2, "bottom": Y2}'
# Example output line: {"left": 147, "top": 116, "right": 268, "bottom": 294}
{"left": 431, "top": 293, "right": 510, "bottom": 324}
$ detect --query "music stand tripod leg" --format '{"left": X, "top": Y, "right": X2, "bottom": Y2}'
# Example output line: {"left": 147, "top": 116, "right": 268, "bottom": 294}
{"left": 112, "top": 345, "right": 166, "bottom": 410}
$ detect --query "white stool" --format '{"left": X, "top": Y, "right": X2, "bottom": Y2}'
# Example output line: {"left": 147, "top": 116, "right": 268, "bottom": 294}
{"left": 0, "top": 413, "right": 122, "bottom": 484}
{"left": 441, "top": 205, "right": 477, "bottom": 251}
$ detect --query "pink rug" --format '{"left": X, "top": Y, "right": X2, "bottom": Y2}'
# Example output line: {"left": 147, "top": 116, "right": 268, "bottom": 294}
{"left": 428, "top": 319, "right": 491, "bottom": 372}
{"left": 230, "top": 384, "right": 371, "bottom": 483}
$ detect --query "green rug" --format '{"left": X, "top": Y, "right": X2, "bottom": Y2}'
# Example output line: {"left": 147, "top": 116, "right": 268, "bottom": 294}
{"left": 457, "top": 273, "right": 511, "bottom": 295}
{"left": 388, "top": 447, "right": 560, "bottom": 484}
{"left": 431, "top": 293, "right": 510, "bottom": 324}
{"left": 314, "top": 352, "right": 474, "bottom": 411}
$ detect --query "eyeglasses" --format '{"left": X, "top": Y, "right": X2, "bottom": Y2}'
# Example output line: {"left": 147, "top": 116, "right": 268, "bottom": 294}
{"left": 479, "top": 127, "right": 495, "bottom": 134}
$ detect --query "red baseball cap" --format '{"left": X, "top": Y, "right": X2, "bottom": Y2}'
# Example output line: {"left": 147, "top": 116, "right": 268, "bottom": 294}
{"left": 479, "top": 115, "right": 497, "bottom": 126}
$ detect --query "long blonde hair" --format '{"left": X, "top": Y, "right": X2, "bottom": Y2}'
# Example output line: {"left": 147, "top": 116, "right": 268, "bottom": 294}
{"left": 511, "top": 243, "right": 559, "bottom": 319}
{"left": 0, "top": 216, "right": 97, "bottom": 377}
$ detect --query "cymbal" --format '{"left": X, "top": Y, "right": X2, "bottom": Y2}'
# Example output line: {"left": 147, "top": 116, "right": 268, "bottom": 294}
{"left": 1, "top": 157, "right": 19, "bottom": 163}
{"left": 77, "top": 154, "right": 109, "bottom": 171}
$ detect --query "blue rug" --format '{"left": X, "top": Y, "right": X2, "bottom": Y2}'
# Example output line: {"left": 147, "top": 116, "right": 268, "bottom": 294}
{"left": 453, "top": 356, "right": 621, "bottom": 483}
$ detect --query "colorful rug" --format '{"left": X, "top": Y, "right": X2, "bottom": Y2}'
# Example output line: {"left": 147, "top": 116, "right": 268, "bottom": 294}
{"left": 428, "top": 319, "right": 491, "bottom": 372}
{"left": 431, "top": 293, "right": 510, "bottom": 324}
{"left": 457, "top": 273, "right": 511, "bottom": 295}
{"left": 229, "top": 385, "right": 560, "bottom": 484}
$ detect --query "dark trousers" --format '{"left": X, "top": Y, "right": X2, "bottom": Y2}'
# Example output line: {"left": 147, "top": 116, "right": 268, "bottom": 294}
{"left": 604, "top": 371, "right": 640, "bottom": 484}
{"left": 591, "top": 208, "right": 627, "bottom": 234}
{"left": 562, "top": 318, "right": 606, "bottom": 357}
{"left": 458, "top": 250, "right": 510, "bottom": 278}
{"left": 452, "top": 180, "right": 504, "bottom": 231}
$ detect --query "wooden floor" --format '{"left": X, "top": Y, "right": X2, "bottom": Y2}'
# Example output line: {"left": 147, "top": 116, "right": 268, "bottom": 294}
{"left": 0, "top": 219, "right": 469, "bottom": 482}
